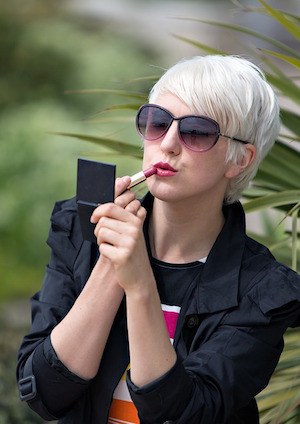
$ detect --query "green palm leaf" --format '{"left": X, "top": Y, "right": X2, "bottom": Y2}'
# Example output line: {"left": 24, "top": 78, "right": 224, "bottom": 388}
{"left": 171, "top": 34, "right": 225, "bottom": 55}
{"left": 265, "top": 72, "right": 300, "bottom": 106}
{"left": 259, "top": 49, "right": 300, "bottom": 70}
{"left": 258, "top": 0, "right": 300, "bottom": 40}
{"left": 83, "top": 103, "right": 142, "bottom": 122}
{"left": 65, "top": 88, "right": 147, "bottom": 100}
{"left": 176, "top": 18, "right": 300, "bottom": 58}
{"left": 243, "top": 190, "right": 300, "bottom": 213}
{"left": 51, "top": 132, "right": 143, "bottom": 159}
{"left": 280, "top": 110, "right": 300, "bottom": 138}
{"left": 248, "top": 141, "right": 300, "bottom": 197}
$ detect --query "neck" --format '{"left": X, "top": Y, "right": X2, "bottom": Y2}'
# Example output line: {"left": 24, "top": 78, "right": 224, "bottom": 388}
{"left": 149, "top": 197, "right": 225, "bottom": 264}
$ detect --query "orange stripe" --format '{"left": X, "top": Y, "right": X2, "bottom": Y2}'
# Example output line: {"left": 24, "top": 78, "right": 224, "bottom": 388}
{"left": 109, "top": 399, "right": 139, "bottom": 423}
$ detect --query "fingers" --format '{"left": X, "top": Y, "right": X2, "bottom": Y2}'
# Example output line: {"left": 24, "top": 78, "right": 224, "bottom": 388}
{"left": 136, "top": 206, "right": 147, "bottom": 220}
{"left": 93, "top": 211, "right": 141, "bottom": 250}
{"left": 92, "top": 203, "right": 147, "bottom": 247}
{"left": 95, "top": 223, "right": 122, "bottom": 248}
{"left": 90, "top": 175, "right": 140, "bottom": 224}
{"left": 114, "top": 189, "right": 136, "bottom": 209}
{"left": 125, "top": 199, "right": 142, "bottom": 215}
{"left": 92, "top": 202, "right": 144, "bottom": 227}
{"left": 91, "top": 198, "right": 142, "bottom": 225}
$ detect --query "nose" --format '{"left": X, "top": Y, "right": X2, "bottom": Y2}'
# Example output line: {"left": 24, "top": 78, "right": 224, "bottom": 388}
{"left": 159, "top": 121, "right": 181, "bottom": 155}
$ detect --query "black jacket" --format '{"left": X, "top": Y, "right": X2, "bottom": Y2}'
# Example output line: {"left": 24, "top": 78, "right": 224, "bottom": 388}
{"left": 17, "top": 194, "right": 300, "bottom": 423}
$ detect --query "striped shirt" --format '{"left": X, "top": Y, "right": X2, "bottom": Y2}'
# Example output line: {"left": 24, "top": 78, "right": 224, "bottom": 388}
{"left": 108, "top": 258, "right": 205, "bottom": 424}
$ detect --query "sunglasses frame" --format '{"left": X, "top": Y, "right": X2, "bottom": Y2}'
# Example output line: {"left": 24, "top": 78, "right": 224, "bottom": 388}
{"left": 136, "top": 104, "right": 249, "bottom": 152}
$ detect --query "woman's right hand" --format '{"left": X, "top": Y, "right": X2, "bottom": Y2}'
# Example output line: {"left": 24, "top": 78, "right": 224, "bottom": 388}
{"left": 91, "top": 176, "right": 142, "bottom": 271}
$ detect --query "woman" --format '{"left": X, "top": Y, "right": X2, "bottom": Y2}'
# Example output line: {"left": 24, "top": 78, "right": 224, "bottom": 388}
{"left": 17, "top": 55, "right": 300, "bottom": 424}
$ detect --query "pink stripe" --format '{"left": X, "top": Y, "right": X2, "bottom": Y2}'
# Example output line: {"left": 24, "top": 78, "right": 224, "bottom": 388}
{"left": 163, "top": 310, "right": 179, "bottom": 339}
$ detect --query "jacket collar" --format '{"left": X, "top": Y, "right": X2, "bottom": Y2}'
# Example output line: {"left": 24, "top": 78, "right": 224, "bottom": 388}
{"left": 142, "top": 193, "right": 246, "bottom": 314}
{"left": 196, "top": 201, "right": 245, "bottom": 313}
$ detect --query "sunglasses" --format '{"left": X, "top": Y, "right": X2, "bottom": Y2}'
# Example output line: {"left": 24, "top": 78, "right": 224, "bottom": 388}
{"left": 136, "top": 104, "right": 249, "bottom": 152}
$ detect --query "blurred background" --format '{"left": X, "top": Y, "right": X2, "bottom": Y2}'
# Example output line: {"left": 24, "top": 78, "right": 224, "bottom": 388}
{"left": 0, "top": 0, "right": 299, "bottom": 422}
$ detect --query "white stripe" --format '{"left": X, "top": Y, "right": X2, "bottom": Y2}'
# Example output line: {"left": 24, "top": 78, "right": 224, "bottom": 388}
{"left": 161, "top": 304, "right": 181, "bottom": 313}
{"left": 108, "top": 419, "right": 135, "bottom": 424}
{"left": 112, "top": 379, "right": 133, "bottom": 402}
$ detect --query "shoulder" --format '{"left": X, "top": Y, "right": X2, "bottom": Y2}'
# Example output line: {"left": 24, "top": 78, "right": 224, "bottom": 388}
{"left": 243, "top": 233, "right": 299, "bottom": 285}
{"left": 242, "top": 236, "right": 300, "bottom": 326}
{"left": 47, "top": 197, "right": 84, "bottom": 267}
{"left": 50, "top": 197, "right": 78, "bottom": 232}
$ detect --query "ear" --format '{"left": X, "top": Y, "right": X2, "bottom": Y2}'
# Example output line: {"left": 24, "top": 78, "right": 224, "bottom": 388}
{"left": 225, "top": 144, "right": 256, "bottom": 179}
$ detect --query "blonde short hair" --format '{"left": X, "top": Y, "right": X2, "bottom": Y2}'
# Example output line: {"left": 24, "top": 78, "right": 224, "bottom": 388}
{"left": 149, "top": 55, "right": 280, "bottom": 203}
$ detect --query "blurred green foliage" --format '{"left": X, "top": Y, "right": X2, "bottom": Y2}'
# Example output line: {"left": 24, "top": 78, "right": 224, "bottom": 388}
{"left": 0, "top": 0, "right": 161, "bottom": 300}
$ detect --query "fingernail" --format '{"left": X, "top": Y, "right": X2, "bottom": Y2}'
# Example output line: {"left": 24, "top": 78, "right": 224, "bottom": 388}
{"left": 90, "top": 215, "right": 97, "bottom": 223}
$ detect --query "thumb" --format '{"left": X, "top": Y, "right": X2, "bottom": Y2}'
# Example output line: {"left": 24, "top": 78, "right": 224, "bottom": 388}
{"left": 114, "top": 176, "right": 131, "bottom": 197}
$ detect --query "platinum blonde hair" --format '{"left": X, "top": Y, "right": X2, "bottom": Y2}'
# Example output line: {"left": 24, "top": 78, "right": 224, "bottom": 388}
{"left": 149, "top": 55, "right": 280, "bottom": 203}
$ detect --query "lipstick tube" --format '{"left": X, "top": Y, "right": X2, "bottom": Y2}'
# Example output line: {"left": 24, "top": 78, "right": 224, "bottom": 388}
{"left": 127, "top": 166, "right": 157, "bottom": 189}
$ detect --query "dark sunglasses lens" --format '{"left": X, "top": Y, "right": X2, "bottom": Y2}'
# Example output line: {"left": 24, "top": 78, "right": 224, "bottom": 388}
{"left": 179, "top": 117, "right": 218, "bottom": 151}
{"left": 137, "top": 106, "right": 172, "bottom": 140}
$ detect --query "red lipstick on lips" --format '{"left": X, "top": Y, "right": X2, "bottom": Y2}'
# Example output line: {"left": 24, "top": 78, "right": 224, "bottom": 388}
{"left": 126, "top": 162, "right": 176, "bottom": 190}
{"left": 153, "top": 162, "right": 177, "bottom": 177}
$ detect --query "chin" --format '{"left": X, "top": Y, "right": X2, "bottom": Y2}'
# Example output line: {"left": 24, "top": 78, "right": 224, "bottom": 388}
{"left": 149, "top": 185, "right": 187, "bottom": 204}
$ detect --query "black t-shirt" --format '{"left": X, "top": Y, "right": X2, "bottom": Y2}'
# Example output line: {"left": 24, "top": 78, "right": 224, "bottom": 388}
{"left": 144, "top": 207, "right": 204, "bottom": 311}
{"left": 151, "top": 257, "right": 204, "bottom": 307}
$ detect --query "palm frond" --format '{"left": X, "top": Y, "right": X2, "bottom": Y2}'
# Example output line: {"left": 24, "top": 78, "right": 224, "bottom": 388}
{"left": 175, "top": 17, "right": 300, "bottom": 58}
{"left": 258, "top": 0, "right": 300, "bottom": 40}
{"left": 50, "top": 132, "right": 143, "bottom": 159}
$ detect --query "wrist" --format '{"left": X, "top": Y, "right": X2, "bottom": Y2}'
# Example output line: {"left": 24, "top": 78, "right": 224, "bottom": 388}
{"left": 124, "top": 278, "right": 157, "bottom": 304}
{"left": 89, "top": 256, "right": 124, "bottom": 294}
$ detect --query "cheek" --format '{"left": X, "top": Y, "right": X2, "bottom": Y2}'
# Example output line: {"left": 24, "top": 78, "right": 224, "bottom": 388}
{"left": 192, "top": 147, "right": 228, "bottom": 174}
{"left": 190, "top": 165, "right": 225, "bottom": 188}
{"left": 142, "top": 143, "right": 158, "bottom": 166}
{"left": 187, "top": 150, "right": 229, "bottom": 188}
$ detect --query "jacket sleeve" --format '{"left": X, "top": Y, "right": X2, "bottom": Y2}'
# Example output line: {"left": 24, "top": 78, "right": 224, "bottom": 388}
{"left": 127, "top": 265, "right": 300, "bottom": 424}
{"left": 16, "top": 198, "right": 91, "bottom": 420}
